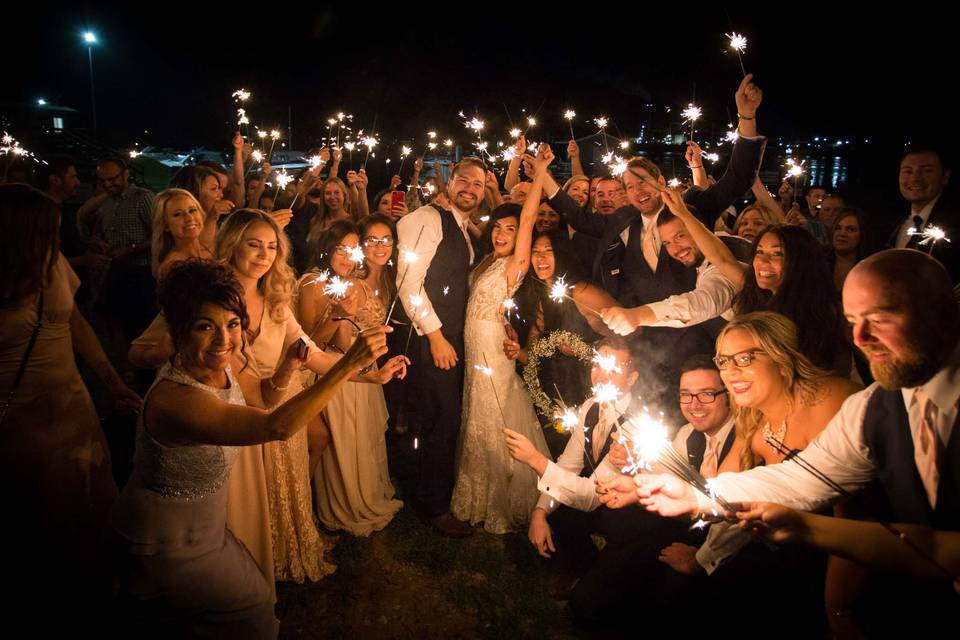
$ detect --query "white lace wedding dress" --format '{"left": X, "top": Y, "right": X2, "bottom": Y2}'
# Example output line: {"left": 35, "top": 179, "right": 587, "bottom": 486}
{"left": 450, "top": 256, "right": 550, "bottom": 534}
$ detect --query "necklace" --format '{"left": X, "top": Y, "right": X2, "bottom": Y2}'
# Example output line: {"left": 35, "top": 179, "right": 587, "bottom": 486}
{"left": 762, "top": 417, "right": 787, "bottom": 447}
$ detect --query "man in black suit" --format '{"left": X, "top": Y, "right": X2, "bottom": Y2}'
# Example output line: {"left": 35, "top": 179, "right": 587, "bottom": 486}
{"left": 884, "top": 146, "right": 957, "bottom": 282}
{"left": 396, "top": 157, "right": 487, "bottom": 537}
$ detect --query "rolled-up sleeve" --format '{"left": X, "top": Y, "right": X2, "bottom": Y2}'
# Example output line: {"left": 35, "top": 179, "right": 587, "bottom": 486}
{"left": 397, "top": 206, "right": 442, "bottom": 336}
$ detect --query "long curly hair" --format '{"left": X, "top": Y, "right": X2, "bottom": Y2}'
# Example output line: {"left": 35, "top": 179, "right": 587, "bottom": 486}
{"left": 733, "top": 224, "right": 845, "bottom": 371}
{"left": 716, "top": 312, "right": 830, "bottom": 471}
{"left": 215, "top": 208, "right": 295, "bottom": 323}
{"left": 357, "top": 213, "right": 398, "bottom": 299}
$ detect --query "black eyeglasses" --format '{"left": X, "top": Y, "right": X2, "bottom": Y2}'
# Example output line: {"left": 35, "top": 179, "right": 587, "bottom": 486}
{"left": 364, "top": 236, "right": 394, "bottom": 247}
{"left": 713, "top": 349, "right": 767, "bottom": 370}
{"left": 679, "top": 389, "right": 728, "bottom": 404}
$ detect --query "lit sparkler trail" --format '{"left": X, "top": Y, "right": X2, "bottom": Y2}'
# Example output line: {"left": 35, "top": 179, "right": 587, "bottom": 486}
{"left": 251, "top": 150, "right": 263, "bottom": 163}
{"left": 907, "top": 225, "right": 950, "bottom": 253}
{"left": 323, "top": 275, "right": 353, "bottom": 300}
{"left": 785, "top": 158, "right": 806, "bottom": 205}
{"left": 610, "top": 157, "right": 629, "bottom": 177}
{"left": 564, "top": 109, "right": 576, "bottom": 139}
{"left": 726, "top": 32, "right": 748, "bottom": 76}
{"left": 668, "top": 178, "right": 682, "bottom": 188}
{"left": 237, "top": 109, "right": 249, "bottom": 126}
{"left": 346, "top": 244, "right": 366, "bottom": 267}
{"left": 309, "top": 155, "right": 323, "bottom": 169}
{"left": 591, "top": 382, "right": 623, "bottom": 405}
{"left": 385, "top": 227, "right": 425, "bottom": 324}
{"left": 724, "top": 130, "right": 739, "bottom": 143}
{"left": 477, "top": 352, "right": 509, "bottom": 430}
{"left": 681, "top": 104, "right": 702, "bottom": 140}
{"left": 232, "top": 89, "right": 250, "bottom": 102}
{"left": 594, "top": 116, "right": 610, "bottom": 153}
{"left": 266, "top": 129, "right": 281, "bottom": 162}
{"left": 592, "top": 350, "right": 622, "bottom": 374}
{"left": 274, "top": 169, "right": 294, "bottom": 190}
{"left": 510, "top": 127, "right": 522, "bottom": 139}
{"left": 704, "top": 152, "right": 720, "bottom": 163}
{"left": 502, "top": 147, "right": 517, "bottom": 162}
{"left": 616, "top": 409, "right": 738, "bottom": 516}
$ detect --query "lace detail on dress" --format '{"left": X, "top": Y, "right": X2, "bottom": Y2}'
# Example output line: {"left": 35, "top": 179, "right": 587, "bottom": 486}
{"left": 355, "top": 279, "right": 387, "bottom": 330}
{"left": 135, "top": 364, "right": 242, "bottom": 500}
{"left": 452, "top": 256, "right": 550, "bottom": 534}
{"left": 465, "top": 257, "right": 521, "bottom": 325}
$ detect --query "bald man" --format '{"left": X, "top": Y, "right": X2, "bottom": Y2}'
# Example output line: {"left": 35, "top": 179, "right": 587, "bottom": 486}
{"left": 607, "top": 249, "right": 958, "bottom": 632}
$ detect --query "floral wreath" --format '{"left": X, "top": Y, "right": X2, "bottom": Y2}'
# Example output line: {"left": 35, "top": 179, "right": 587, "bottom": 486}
{"left": 522, "top": 329, "right": 594, "bottom": 418}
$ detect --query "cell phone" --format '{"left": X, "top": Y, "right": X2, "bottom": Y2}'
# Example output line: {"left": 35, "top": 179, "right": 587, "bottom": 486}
{"left": 390, "top": 191, "right": 405, "bottom": 209}
{"left": 296, "top": 337, "right": 310, "bottom": 360}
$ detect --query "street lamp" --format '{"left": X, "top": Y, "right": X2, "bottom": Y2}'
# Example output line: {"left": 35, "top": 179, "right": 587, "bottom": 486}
{"left": 82, "top": 31, "right": 98, "bottom": 129}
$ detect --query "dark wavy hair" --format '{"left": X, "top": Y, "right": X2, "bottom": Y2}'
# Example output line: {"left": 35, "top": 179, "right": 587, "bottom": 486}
{"left": 826, "top": 207, "right": 870, "bottom": 266}
{"left": 168, "top": 165, "right": 219, "bottom": 203}
{"left": 157, "top": 258, "right": 249, "bottom": 353}
{"left": 357, "top": 213, "right": 399, "bottom": 297}
{"left": 0, "top": 184, "right": 61, "bottom": 308}
{"left": 734, "top": 224, "right": 845, "bottom": 370}
{"left": 480, "top": 203, "right": 523, "bottom": 255}
{"left": 510, "top": 229, "right": 589, "bottom": 345}
{"left": 310, "top": 219, "right": 361, "bottom": 274}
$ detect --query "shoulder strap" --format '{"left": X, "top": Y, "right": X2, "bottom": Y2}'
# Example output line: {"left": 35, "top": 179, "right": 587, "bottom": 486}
{"left": 0, "top": 287, "right": 45, "bottom": 425}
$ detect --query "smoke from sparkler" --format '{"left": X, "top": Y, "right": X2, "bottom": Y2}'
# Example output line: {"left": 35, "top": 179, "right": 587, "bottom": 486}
{"left": 592, "top": 350, "right": 623, "bottom": 374}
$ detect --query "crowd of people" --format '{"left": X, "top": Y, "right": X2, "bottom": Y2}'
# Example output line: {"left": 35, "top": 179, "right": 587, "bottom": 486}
{"left": 2, "top": 70, "right": 958, "bottom": 637}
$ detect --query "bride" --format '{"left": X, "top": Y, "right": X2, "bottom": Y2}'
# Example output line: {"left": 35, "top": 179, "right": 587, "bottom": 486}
{"left": 451, "top": 145, "right": 554, "bottom": 533}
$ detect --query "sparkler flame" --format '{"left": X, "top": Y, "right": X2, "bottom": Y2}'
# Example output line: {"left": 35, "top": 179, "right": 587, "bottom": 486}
{"left": 726, "top": 32, "right": 748, "bottom": 53}
{"left": 270, "top": 129, "right": 281, "bottom": 140}
{"left": 594, "top": 117, "right": 608, "bottom": 128}
{"left": 444, "top": 139, "right": 454, "bottom": 147}
{"left": 668, "top": 178, "right": 682, "bottom": 188}
{"left": 502, "top": 147, "right": 517, "bottom": 162}
{"left": 907, "top": 225, "right": 951, "bottom": 246}
{"left": 274, "top": 169, "right": 294, "bottom": 190}
{"left": 428, "top": 142, "right": 437, "bottom": 150}
{"left": 401, "top": 145, "right": 412, "bottom": 157}
{"left": 592, "top": 350, "right": 622, "bottom": 374}
{"left": 554, "top": 408, "right": 579, "bottom": 432}
{"left": 257, "top": 130, "right": 268, "bottom": 139}
{"left": 323, "top": 275, "right": 353, "bottom": 299}
{"left": 474, "top": 364, "right": 493, "bottom": 376}
{"left": 704, "top": 152, "right": 720, "bottom": 163}
{"left": 309, "top": 155, "right": 323, "bottom": 168}
{"left": 619, "top": 140, "right": 630, "bottom": 150}
{"left": 252, "top": 150, "right": 263, "bottom": 163}
{"left": 527, "top": 116, "right": 537, "bottom": 127}
{"left": 564, "top": 109, "right": 576, "bottom": 121}
{"left": 466, "top": 117, "right": 484, "bottom": 132}
{"left": 363, "top": 136, "right": 378, "bottom": 150}
{"left": 347, "top": 245, "right": 366, "bottom": 266}
{"left": 427, "top": 131, "right": 437, "bottom": 139}
{"left": 724, "top": 130, "right": 739, "bottom": 143}
{"left": 549, "top": 276, "right": 571, "bottom": 303}
{"left": 591, "top": 382, "right": 623, "bottom": 405}
{"left": 344, "top": 141, "right": 356, "bottom": 151}
{"left": 509, "top": 127, "right": 522, "bottom": 138}
{"left": 682, "top": 104, "right": 703, "bottom": 123}
{"left": 232, "top": 89, "right": 251, "bottom": 102}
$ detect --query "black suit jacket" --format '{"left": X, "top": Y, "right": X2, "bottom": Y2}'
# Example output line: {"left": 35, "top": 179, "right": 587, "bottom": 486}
{"left": 883, "top": 195, "right": 959, "bottom": 284}
{"left": 549, "top": 134, "right": 767, "bottom": 286}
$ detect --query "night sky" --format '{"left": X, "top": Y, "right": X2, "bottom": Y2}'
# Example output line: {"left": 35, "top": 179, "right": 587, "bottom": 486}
{"left": 9, "top": 7, "right": 956, "bottom": 156}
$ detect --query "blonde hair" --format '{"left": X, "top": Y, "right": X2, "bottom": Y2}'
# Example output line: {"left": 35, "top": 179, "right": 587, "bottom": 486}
{"left": 733, "top": 204, "right": 782, "bottom": 237}
{"left": 308, "top": 177, "right": 353, "bottom": 240}
{"left": 562, "top": 174, "right": 590, "bottom": 192}
{"left": 215, "top": 208, "right": 295, "bottom": 323}
{"left": 150, "top": 188, "right": 205, "bottom": 277}
{"left": 716, "top": 311, "right": 829, "bottom": 470}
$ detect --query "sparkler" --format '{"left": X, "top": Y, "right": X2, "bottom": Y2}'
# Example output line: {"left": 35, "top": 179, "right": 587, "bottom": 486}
{"left": 724, "top": 130, "right": 739, "bottom": 143}
{"left": 266, "top": 129, "right": 281, "bottom": 162}
{"left": 703, "top": 152, "right": 720, "bottom": 163}
{"left": 503, "top": 297, "right": 518, "bottom": 320}
{"left": 617, "top": 409, "right": 737, "bottom": 520}
{"left": 564, "top": 109, "right": 576, "bottom": 139}
{"left": 251, "top": 150, "right": 264, "bottom": 163}
{"left": 509, "top": 127, "right": 522, "bottom": 139}
{"left": 385, "top": 227, "right": 425, "bottom": 324}
{"left": 524, "top": 115, "right": 537, "bottom": 136}
{"left": 232, "top": 89, "right": 250, "bottom": 103}
{"left": 346, "top": 244, "right": 366, "bottom": 268}
{"left": 476, "top": 353, "right": 509, "bottom": 429}
{"left": 273, "top": 169, "right": 294, "bottom": 191}
{"left": 309, "top": 155, "right": 324, "bottom": 170}
{"left": 725, "top": 32, "right": 748, "bottom": 76}
{"left": 592, "top": 350, "right": 622, "bottom": 375}
{"left": 502, "top": 147, "right": 517, "bottom": 162}
{"left": 594, "top": 117, "right": 610, "bottom": 153}
{"left": 619, "top": 140, "right": 630, "bottom": 150}
{"left": 445, "top": 138, "right": 454, "bottom": 149}
{"left": 764, "top": 435, "right": 957, "bottom": 582}
{"left": 907, "top": 225, "right": 951, "bottom": 253}
{"left": 609, "top": 156, "right": 629, "bottom": 177}
{"left": 538, "top": 275, "right": 604, "bottom": 318}
{"left": 361, "top": 135, "right": 378, "bottom": 168}
{"left": 668, "top": 178, "right": 682, "bottom": 188}
{"left": 128, "top": 150, "right": 139, "bottom": 158}
{"left": 323, "top": 275, "right": 353, "bottom": 300}
{"left": 785, "top": 158, "right": 806, "bottom": 205}
{"left": 681, "top": 104, "right": 702, "bottom": 140}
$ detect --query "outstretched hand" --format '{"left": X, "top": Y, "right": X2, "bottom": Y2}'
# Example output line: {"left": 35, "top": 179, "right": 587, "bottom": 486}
{"left": 735, "top": 73, "right": 762, "bottom": 117}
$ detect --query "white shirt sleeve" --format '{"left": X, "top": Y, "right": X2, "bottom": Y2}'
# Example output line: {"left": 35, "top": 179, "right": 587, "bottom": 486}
{"left": 646, "top": 262, "right": 739, "bottom": 328}
{"left": 695, "top": 522, "right": 752, "bottom": 575}
{"left": 396, "top": 206, "right": 443, "bottom": 336}
{"left": 696, "top": 386, "right": 878, "bottom": 512}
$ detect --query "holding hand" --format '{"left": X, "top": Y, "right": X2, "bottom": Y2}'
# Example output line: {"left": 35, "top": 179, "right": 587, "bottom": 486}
{"left": 784, "top": 203, "right": 807, "bottom": 226}
{"left": 270, "top": 208, "right": 293, "bottom": 229}
{"left": 346, "top": 170, "right": 359, "bottom": 186}
{"left": 376, "top": 354, "right": 410, "bottom": 383}
{"left": 389, "top": 174, "right": 402, "bottom": 190}
{"left": 513, "top": 134, "right": 527, "bottom": 158}
{"left": 107, "top": 378, "right": 142, "bottom": 412}
{"left": 659, "top": 543, "right": 703, "bottom": 575}
{"left": 735, "top": 502, "right": 811, "bottom": 544}
{"left": 684, "top": 141, "right": 704, "bottom": 168}
{"left": 636, "top": 473, "right": 698, "bottom": 517}
{"left": 600, "top": 306, "right": 640, "bottom": 336}
{"left": 534, "top": 143, "right": 555, "bottom": 170}
{"left": 596, "top": 474, "right": 641, "bottom": 509}
{"left": 567, "top": 139, "right": 580, "bottom": 159}
{"left": 485, "top": 170, "right": 500, "bottom": 193}
{"left": 504, "top": 428, "right": 544, "bottom": 467}
{"left": 344, "top": 327, "right": 390, "bottom": 372}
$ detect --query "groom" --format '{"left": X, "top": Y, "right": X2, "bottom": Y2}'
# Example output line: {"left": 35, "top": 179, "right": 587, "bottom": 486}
{"left": 396, "top": 157, "right": 486, "bottom": 537}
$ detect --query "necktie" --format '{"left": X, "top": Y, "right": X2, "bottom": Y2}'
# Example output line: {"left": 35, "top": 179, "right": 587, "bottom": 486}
{"left": 458, "top": 218, "right": 475, "bottom": 264}
{"left": 913, "top": 389, "right": 942, "bottom": 508}
{"left": 701, "top": 435, "right": 720, "bottom": 479}
{"left": 906, "top": 215, "right": 924, "bottom": 249}
{"left": 641, "top": 221, "right": 659, "bottom": 272}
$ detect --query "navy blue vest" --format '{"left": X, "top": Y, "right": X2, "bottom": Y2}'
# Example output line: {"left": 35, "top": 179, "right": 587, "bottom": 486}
{"left": 861, "top": 386, "right": 960, "bottom": 530}
{"left": 685, "top": 425, "right": 737, "bottom": 474}
{"left": 422, "top": 207, "right": 471, "bottom": 338}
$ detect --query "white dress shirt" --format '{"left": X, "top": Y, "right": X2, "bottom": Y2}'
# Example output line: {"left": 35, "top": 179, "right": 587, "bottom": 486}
{"left": 646, "top": 258, "right": 742, "bottom": 328}
{"left": 696, "top": 345, "right": 960, "bottom": 513}
{"left": 894, "top": 194, "right": 941, "bottom": 248}
{"left": 396, "top": 204, "right": 472, "bottom": 336}
{"left": 535, "top": 395, "right": 632, "bottom": 515}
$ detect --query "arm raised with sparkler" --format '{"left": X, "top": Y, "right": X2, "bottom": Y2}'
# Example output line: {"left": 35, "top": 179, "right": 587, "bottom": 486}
{"left": 567, "top": 139, "right": 585, "bottom": 179}
{"left": 504, "top": 135, "right": 527, "bottom": 192}
{"left": 685, "top": 141, "right": 709, "bottom": 188}
{"left": 504, "top": 145, "right": 553, "bottom": 289}
{"left": 228, "top": 132, "right": 247, "bottom": 207}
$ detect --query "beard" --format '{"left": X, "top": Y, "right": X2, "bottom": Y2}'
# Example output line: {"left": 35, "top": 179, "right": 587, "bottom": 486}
{"left": 864, "top": 345, "right": 939, "bottom": 390}
{"left": 452, "top": 191, "right": 479, "bottom": 214}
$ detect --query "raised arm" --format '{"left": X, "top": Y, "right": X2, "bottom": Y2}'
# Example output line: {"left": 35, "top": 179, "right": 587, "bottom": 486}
{"left": 567, "top": 139, "right": 585, "bottom": 178}
{"left": 663, "top": 187, "right": 746, "bottom": 288}
{"left": 228, "top": 132, "right": 247, "bottom": 207}
{"left": 505, "top": 147, "right": 552, "bottom": 287}
{"left": 685, "top": 141, "right": 709, "bottom": 188}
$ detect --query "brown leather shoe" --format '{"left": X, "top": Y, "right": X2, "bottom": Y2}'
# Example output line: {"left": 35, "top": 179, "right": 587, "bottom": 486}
{"left": 428, "top": 512, "right": 474, "bottom": 538}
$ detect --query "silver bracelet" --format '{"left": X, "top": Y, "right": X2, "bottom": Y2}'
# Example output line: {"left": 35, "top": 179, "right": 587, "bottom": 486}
{"left": 268, "top": 377, "right": 290, "bottom": 392}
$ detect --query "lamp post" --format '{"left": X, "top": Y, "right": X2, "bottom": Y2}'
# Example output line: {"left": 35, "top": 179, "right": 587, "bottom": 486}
{"left": 83, "top": 31, "right": 97, "bottom": 130}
